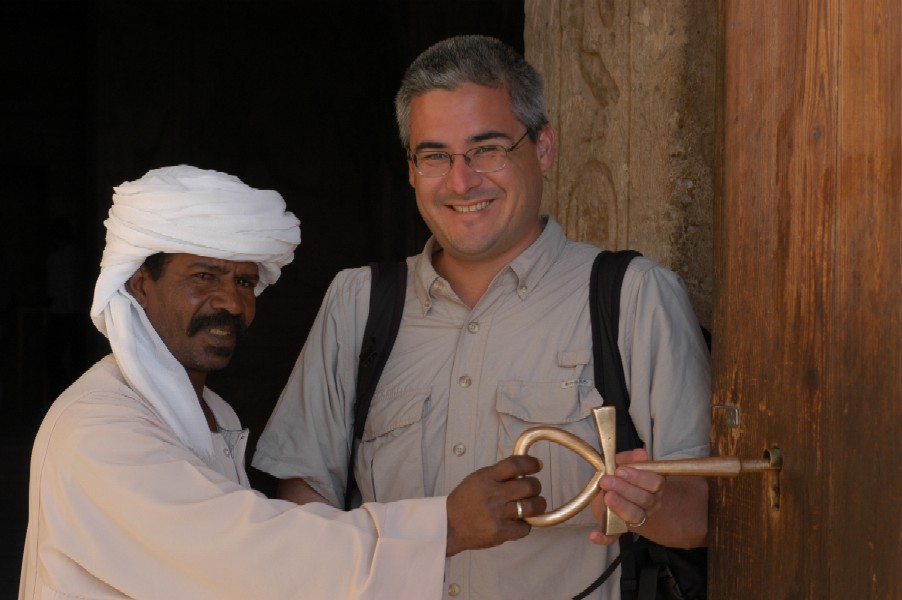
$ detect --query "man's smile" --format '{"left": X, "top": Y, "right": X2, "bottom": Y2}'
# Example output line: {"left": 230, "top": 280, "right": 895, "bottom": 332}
{"left": 451, "top": 199, "right": 493, "bottom": 213}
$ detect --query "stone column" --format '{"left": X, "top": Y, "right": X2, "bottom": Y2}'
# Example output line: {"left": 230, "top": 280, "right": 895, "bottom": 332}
{"left": 524, "top": 0, "right": 716, "bottom": 324}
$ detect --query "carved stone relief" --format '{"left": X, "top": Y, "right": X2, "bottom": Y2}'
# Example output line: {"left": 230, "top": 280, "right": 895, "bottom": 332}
{"left": 525, "top": 0, "right": 715, "bottom": 324}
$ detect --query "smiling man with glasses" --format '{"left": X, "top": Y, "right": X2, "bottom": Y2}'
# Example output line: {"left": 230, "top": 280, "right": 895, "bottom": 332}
{"left": 255, "top": 35, "right": 711, "bottom": 600}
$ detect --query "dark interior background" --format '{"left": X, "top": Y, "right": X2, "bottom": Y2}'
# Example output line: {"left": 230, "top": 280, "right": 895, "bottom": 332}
{"left": 1, "top": 1, "right": 524, "bottom": 594}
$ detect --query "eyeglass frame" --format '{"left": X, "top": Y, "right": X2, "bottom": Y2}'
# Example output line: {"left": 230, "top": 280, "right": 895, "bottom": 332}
{"left": 407, "top": 129, "right": 532, "bottom": 178}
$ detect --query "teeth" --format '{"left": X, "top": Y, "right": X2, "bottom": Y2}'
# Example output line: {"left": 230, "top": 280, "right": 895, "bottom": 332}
{"left": 452, "top": 200, "right": 491, "bottom": 213}
{"left": 209, "top": 327, "right": 230, "bottom": 337}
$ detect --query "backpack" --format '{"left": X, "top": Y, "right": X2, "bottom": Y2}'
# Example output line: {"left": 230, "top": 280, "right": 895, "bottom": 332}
{"left": 347, "top": 252, "right": 709, "bottom": 599}
{"left": 344, "top": 261, "right": 408, "bottom": 510}
{"left": 578, "top": 250, "right": 708, "bottom": 600}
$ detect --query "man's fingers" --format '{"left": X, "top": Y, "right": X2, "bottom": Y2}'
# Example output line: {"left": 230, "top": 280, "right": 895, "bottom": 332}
{"left": 509, "top": 498, "right": 525, "bottom": 521}
{"left": 444, "top": 455, "right": 549, "bottom": 555}
{"left": 616, "top": 447, "right": 648, "bottom": 465}
{"left": 503, "top": 519, "right": 532, "bottom": 543}
{"left": 588, "top": 528, "right": 621, "bottom": 546}
{"left": 490, "top": 454, "right": 543, "bottom": 480}
{"left": 602, "top": 490, "right": 649, "bottom": 528}
{"left": 509, "top": 475, "right": 542, "bottom": 501}
{"left": 509, "top": 495, "right": 548, "bottom": 520}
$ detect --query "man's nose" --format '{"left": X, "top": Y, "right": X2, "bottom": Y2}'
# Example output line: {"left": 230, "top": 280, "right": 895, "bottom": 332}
{"left": 445, "top": 153, "right": 483, "bottom": 194}
{"left": 209, "top": 282, "right": 245, "bottom": 315}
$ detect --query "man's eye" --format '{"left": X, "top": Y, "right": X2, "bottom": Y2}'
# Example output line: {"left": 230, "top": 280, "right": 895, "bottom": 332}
{"left": 471, "top": 145, "right": 503, "bottom": 157}
{"left": 237, "top": 278, "right": 257, "bottom": 289}
{"left": 418, "top": 152, "right": 450, "bottom": 163}
{"left": 194, "top": 272, "right": 214, "bottom": 281}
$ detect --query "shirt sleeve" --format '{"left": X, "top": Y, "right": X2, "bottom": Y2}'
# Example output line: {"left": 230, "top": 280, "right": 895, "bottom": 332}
{"left": 618, "top": 257, "right": 712, "bottom": 460}
{"left": 32, "top": 390, "right": 446, "bottom": 600}
{"left": 252, "top": 267, "right": 371, "bottom": 507}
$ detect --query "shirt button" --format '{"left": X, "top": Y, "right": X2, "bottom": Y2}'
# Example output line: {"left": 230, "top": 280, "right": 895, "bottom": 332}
{"left": 452, "top": 443, "right": 466, "bottom": 457}
{"left": 448, "top": 583, "right": 461, "bottom": 596}
{"left": 458, "top": 375, "right": 471, "bottom": 388}
{"left": 434, "top": 280, "right": 444, "bottom": 291}
{"left": 223, "top": 447, "right": 231, "bottom": 457}
{"left": 519, "top": 284, "right": 528, "bottom": 293}
{"left": 467, "top": 321, "right": 480, "bottom": 333}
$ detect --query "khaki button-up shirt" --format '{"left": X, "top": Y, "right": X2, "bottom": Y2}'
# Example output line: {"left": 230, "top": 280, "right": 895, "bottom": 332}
{"left": 255, "top": 217, "right": 711, "bottom": 600}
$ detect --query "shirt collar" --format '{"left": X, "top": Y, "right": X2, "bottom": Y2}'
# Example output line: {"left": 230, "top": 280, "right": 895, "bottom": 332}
{"left": 507, "top": 215, "right": 566, "bottom": 298}
{"left": 411, "top": 215, "right": 567, "bottom": 313}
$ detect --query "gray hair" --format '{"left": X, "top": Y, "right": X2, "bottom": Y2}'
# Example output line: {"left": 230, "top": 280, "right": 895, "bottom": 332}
{"left": 394, "top": 35, "right": 548, "bottom": 148}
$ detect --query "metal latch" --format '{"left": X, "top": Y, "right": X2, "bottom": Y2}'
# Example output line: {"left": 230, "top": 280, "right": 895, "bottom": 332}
{"left": 713, "top": 403, "right": 740, "bottom": 428}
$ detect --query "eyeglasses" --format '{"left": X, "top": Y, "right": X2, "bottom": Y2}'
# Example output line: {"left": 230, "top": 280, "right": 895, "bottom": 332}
{"left": 408, "top": 130, "right": 531, "bottom": 178}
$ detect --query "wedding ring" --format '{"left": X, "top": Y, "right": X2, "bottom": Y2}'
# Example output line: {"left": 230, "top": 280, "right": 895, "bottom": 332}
{"left": 628, "top": 511, "right": 648, "bottom": 528}
{"left": 516, "top": 500, "right": 524, "bottom": 520}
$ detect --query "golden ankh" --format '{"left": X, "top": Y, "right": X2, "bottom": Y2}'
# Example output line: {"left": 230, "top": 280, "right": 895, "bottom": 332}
{"left": 513, "top": 405, "right": 780, "bottom": 534}
{"left": 512, "top": 405, "right": 626, "bottom": 533}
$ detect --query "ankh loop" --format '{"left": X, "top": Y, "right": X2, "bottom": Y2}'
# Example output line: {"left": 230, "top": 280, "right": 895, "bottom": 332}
{"left": 512, "top": 406, "right": 628, "bottom": 534}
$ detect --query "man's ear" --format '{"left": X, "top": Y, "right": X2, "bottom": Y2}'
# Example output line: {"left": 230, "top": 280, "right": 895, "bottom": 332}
{"left": 407, "top": 155, "right": 417, "bottom": 188}
{"left": 535, "top": 124, "right": 555, "bottom": 171}
{"left": 126, "top": 267, "right": 149, "bottom": 308}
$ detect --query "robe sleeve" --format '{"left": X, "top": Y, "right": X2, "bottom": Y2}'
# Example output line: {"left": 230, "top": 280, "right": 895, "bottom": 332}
{"left": 24, "top": 389, "right": 446, "bottom": 600}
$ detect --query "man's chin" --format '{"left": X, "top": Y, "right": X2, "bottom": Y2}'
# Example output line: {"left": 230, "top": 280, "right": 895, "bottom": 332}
{"left": 198, "top": 346, "right": 236, "bottom": 371}
{"left": 208, "top": 346, "right": 235, "bottom": 359}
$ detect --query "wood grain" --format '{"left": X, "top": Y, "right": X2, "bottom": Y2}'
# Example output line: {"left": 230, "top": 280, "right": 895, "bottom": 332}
{"left": 714, "top": 1, "right": 900, "bottom": 597}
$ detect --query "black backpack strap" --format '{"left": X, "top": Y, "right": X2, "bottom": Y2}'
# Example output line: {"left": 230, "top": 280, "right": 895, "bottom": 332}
{"left": 574, "top": 249, "right": 643, "bottom": 600}
{"left": 344, "top": 260, "right": 407, "bottom": 509}
{"left": 589, "top": 249, "right": 644, "bottom": 452}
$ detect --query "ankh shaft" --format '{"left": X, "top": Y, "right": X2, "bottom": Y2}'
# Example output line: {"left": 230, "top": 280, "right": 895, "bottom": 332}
{"left": 621, "top": 456, "right": 777, "bottom": 477}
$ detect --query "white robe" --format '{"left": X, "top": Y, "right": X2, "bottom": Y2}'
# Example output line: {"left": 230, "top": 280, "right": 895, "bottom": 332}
{"left": 19, "top": 355, "right": 446, "bottom": 600}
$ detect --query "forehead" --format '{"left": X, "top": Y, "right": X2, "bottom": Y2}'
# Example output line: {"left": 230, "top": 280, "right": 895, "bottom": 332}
{"left": 408, "top": 83, "right": 519, "bottom": 144}
{"left": 165, "top": 253, "right": 259, "bottom": 276}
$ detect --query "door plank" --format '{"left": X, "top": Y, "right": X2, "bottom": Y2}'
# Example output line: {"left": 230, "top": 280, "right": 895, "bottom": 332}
{"left": 713, "top": 1, "right": 837, "bottom": 597}
{"left": 831, "top": 1, "right": 902, "bottom": 597}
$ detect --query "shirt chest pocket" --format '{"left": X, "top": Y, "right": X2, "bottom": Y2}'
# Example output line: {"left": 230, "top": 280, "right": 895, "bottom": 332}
{"left": 357, "top": 388, "right": 431, "bottom": 503}
{"left": 495, "top": 376, "right": 604, "bottom": 528}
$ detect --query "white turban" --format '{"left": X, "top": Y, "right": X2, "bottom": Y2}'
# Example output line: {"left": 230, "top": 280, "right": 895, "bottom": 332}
{"left": 90, "top": 165, "right": 301, "bottom": 457}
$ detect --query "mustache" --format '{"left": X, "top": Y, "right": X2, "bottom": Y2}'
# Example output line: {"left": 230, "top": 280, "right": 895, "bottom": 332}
{"left": 186, "top": 311, "right": 248, "bottom": 338}
{"left": 438, "top": 188, "right": 501, "bottom": 204}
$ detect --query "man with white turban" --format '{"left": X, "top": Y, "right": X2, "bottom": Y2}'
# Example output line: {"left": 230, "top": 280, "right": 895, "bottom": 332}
{"left": 19, "top": 165, "right": 544, "bottom": 600}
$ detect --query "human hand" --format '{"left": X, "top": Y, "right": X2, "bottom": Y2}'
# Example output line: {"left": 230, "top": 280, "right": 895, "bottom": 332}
{"left": 588, "top": 448, "right": 664, "bottom": 546}
{"left": 445, "top": 455, "right": 546, "bottom": 556}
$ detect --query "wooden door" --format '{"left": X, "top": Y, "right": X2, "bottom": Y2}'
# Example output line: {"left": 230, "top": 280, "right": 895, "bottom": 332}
{"left": 712, "top": 1, "right": 901, "bottom": 598}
